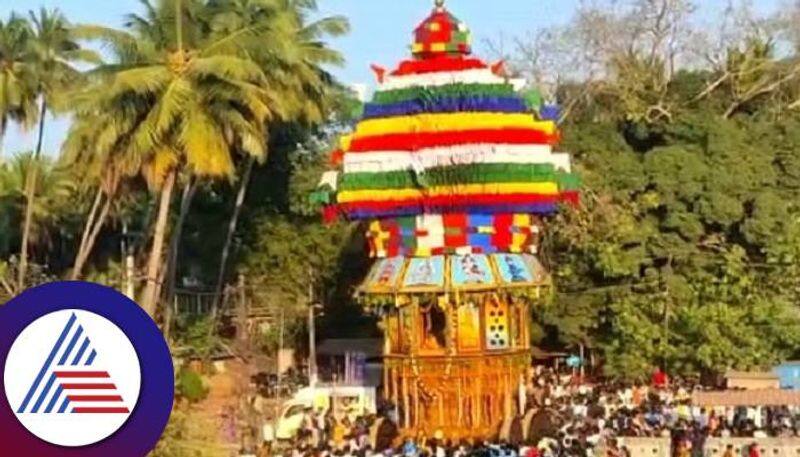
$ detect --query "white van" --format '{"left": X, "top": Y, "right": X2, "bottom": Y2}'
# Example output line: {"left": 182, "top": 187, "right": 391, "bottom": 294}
{"left": 274, "top": 385, "right": 377, "bottom": 440}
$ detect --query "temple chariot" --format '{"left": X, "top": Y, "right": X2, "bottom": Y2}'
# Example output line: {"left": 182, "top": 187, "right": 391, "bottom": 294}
{"left": 314, "top": 0, "right": 578, "bottom": 439}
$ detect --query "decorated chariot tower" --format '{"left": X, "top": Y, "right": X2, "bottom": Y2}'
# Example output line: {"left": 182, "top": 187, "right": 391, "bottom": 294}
{"left": 314, "top": 0, "right": 578, "bottom": 438}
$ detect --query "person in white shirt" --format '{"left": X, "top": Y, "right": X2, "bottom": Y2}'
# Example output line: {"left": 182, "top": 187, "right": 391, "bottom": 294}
{"left": 553, "top": 385, "right": 565, "bottom": 399}
{"left": 262, "top": 421, "right": 275, "bottom": 446}
{"left": 619, "top": 388, "right": 633, "bottom": 407}
{"left": 572, "top": 399, "right": 587, "bottom": 418}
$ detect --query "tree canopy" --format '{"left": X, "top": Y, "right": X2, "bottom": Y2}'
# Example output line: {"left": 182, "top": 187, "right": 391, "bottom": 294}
{"left": 504, "top": 0, "right": 800, "bottom": 380}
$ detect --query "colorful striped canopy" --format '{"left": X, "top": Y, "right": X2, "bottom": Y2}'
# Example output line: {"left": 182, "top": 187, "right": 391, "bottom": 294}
{"left": 315, "top": 3, "right": 579, "bottom": 262}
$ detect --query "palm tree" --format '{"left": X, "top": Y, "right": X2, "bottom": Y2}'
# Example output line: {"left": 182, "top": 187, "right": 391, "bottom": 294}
{"left": 0, "top": 153, "right": 74, "bottom": 266}
{"left": 66, "top": 0, "right": 347, "bottom": 318}
{"left": 208, "top": 0, "right": 349, "bottom": 304}
{"left": 0, "top": 15, "right": 37, "bottom": 158}
{"left": 17, "top": 8, "right": 101, "bottom": 290}
{"left": 70, "top": 0, "right": 279, "bottom": 316}
{"left": 27, "top": 8, "right": 101, "bottom": 157}
{"left": 59, "top": 145, "right": 122, "bottom": 280}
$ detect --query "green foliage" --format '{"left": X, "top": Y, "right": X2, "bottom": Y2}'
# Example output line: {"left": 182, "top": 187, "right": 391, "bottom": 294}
{"left": 26, "top": 8, "right": 101, "bottom": 113}
{"left": 545, "top": 71, "right": 800, "bottom": 380}
{"left": 176, "top": 317, "right": 219, "bottom": 360}
{"left": 64, "top": 0, "right": 349, "bottom": 187}
{"left": 176, "top": 368, "right": 208, "bottom": 403}
{"left": 0, "top": 14, "right": 38, "bottom": 140}
{"left": 243, "top": 217, "right": 350, "bottom": 302}
{"left": 238, "top": 131, "right": 374, "bottom": 340}
{"left": 240, "top": 134, "right": 354, "bottom": 301}
{"left": 55, "top": 0, "right": 350, "bottom": 314}
{"left": 0, "top": 153, "right": 76, "bottom": 253}
{"left": 608, "top": 53, "right": 671, "bottom": 123}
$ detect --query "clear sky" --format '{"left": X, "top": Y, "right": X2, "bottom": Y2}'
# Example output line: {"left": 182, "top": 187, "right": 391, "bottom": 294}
{"left": 0, "top": 0, "right": 783, "bottom": 155}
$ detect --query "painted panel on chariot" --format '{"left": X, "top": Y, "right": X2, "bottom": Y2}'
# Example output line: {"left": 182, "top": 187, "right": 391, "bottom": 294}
{"left": 457, "top": 302, "right": 482, "bottom": 352}
{"left": 484, "top": 298, "right": 510, "bottom": 350}
{"left": 367, "top": 256, "right": 404, "bottom": 289}
{"left": 451, "top": 254, "right": 494, "bottom": 286}
{"left": 403, "top": 256, "right": 446, "bottom": 288}
{"left": 495, "top": 253, "right": 534, "bottom": 284}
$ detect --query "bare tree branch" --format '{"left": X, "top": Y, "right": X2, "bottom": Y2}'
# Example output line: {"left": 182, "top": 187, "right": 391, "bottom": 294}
{"left": 724, "top": 62, "right": 800, "bottom": 117}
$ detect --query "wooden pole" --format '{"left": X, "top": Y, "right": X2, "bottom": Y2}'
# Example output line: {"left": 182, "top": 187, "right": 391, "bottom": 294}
{"left": 501, "top": 369, "right": 506, "bottom": 420}
{"left": 391, "top": 366, "right": 400, "bottom": 425}
{"left": 488, "top": 370, "right": 494, "bottom": 425}
{"left": 438, "top": 390, "right": 444, "bottom": 427}
{"left": 413, "top": 376, "right": 420, "bottom": 429}
{"left": 505, "top": 369, "right": 512, "bottom": 419}
{"left": 392, "top": 364, "right": 400, "bottom": 407}
{"left": 522, "top": 301, "right": 530, "bottom": 349}
{"left": 411, "top": 300, "right": 420, "bottom": 355}
{"left": 457, "top": 367, "right": 463, "bottom": 427}
{"left": 403, "top": 365, "right": 410, "bottom": 428}
{"left": 479, "top": 299, "right": 487, "bottom": 352}
{"left": 509, "top": 299, "right": 517, "bottom": 348}
{"left": 467, "top": 376, "right": 473, "bottom": 429}
{"left": 383, "top": 361, "right": 390, "bottom": 401}
{"left": 477, "top": 359, "right": 483, "bottom": 428}
{"left": 399, "top": 308, "right": 405, "bottom": 352}
{"left": 473, "top": 374, "right": 479, "bottom": 428}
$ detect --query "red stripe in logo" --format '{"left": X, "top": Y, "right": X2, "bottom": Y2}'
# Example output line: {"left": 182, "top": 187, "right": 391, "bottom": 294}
{"left": 67, "top": 395, "right": 123, "bottom": 402}
{"left": 72, "top": 407, "right": 130, "bottom": 414}
{"left": 54, "top": 371, "right": 110, "bottom": 378}
{"left": 60, "top": 383, "right": 116, "bottom": 390}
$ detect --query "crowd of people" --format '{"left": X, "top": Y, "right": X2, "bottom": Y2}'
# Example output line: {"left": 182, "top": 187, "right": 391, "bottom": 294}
{"left": 516, "top": 368, "right": 800, "bottom": 456}
{"left": 236, "top": 367, "right": 800, "bottom": 457}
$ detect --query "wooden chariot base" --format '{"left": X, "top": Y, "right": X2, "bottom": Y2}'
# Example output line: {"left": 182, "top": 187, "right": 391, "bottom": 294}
{"left": 383, "top": 350, "right": 529, "bottom": 440}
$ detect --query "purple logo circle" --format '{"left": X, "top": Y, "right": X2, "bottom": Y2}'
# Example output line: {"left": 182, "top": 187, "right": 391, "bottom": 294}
{"left": 0, "top": 282, "right": 174, "bottom": 457}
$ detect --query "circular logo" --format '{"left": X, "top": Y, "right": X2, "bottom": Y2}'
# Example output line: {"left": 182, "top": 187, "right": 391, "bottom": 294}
{"left": 0, "top": 282, "right": 174, "bottom": 457}
{"left": 4, "top": 310, "right": 142, "bottom": 446}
